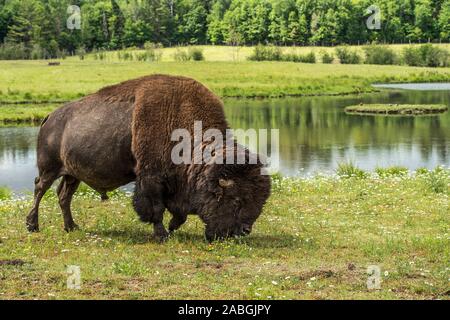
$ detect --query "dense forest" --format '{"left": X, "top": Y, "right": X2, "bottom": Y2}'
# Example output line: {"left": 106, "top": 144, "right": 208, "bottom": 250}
{"left": 0, "top": 0, "right": 449, "bottom": 58}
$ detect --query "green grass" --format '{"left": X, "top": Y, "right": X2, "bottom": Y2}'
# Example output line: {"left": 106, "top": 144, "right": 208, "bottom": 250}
{"left": 336, "top": 162, "right": 368, "bottom": 179}
{"left": 0, "top": 52, "right": 450, "bottom": 104}
{"left": 376, "top": 166, "right": 409, "bottom": 178}
{"left": 345, "top": 104, "right": 448, "bottom": 115}
{"left": 0, "top": 170, "right": 448, "bottom": 299}
{"left": 86, "top": 44, "right": 450, "bottom": 63}
{"left": 0, "top": 104, "right": 58, "bottom": 124}
{"left": 0, "top": 186, "right": 11, "bottom": 200}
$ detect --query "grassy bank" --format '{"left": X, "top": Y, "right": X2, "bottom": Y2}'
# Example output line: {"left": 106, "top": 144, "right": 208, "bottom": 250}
{"left": 1, "top": 58, "right": 450, "bottom": 104}
{"left": 345, "top": 104, "right": 449, "bottom": 115}
{"left": 0, "top": 168, "right": 448, "bottom": 299}
{"left": 0, "top": 104, "right": 58, "bottom": 124}
{"left": 68, "top": 44, "right": 450, "bottom": 63}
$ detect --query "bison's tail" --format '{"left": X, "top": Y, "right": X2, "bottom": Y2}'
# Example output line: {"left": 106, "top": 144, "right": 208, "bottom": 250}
{"left": 40, "top": 114, "right": 50, "bottom": 127}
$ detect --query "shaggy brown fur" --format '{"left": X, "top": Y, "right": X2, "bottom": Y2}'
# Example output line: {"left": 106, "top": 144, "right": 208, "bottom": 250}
{"left": 26, "top": 75, "right": 271, "bottom": 241}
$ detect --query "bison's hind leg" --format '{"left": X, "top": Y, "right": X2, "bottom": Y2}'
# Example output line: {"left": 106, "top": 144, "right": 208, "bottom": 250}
{"left": 26, "top": 172, "right": 59, "bottom": 232}
{"left": 56, "top": 176, "right": 80, "bottom": 232}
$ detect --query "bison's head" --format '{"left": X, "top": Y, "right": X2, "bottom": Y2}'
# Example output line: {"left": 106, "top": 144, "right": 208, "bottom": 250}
{"left": 194, "top": 146, "right": 271, "bottom": 242}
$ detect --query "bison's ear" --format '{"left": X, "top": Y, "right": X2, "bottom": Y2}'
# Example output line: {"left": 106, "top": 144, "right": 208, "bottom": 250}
{"left": 219, "top": 178, "right": 235, "bottom": 188}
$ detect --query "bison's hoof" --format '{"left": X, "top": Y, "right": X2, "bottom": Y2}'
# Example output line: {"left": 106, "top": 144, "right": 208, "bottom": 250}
{"left": 64, "top": 223, "right": 79, "bottom": 232}
{"left": 168, "top": 222, "right": 180, "bottom": 233}
{"left": 154, "top": 231, "right": 169, "bottom": 243}
{"left": 26, "top": 222, "right": 39, "bottom": 233}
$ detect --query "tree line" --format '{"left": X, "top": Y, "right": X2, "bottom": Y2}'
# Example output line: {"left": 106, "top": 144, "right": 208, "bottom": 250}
{"left": 0, "top": 0, "right": 449, "bottom": 59}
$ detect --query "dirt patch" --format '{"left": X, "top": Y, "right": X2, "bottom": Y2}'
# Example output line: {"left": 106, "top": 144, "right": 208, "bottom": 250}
{"left": 297, "top": 269, "right": 338, "bottom": 280}
{"left": 0, "top": 259, "right": 26, "bottom": 266}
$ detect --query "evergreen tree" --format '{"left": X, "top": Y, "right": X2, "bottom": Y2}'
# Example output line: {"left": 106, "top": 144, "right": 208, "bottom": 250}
{"left": 0, "top": 0, "right": 448, "bottom": 54}
{"left": 5, "top": 0, "right": 44, "bottom": 47}
{"left": 110, "top": 0, "right": 125, "bottom": 48}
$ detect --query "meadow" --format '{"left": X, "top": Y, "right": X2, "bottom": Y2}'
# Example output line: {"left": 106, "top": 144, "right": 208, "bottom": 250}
{"left": 89, "top": 44, "right": 450, "bottom": 63}
{"left": 0, "top": 168, "right": 448, "bottom": 299}
{"left": 0, "top": 45, "right": 450, "bottom": 108}
{"left": 1, "top": 45, "right": 449, "bottom": 300}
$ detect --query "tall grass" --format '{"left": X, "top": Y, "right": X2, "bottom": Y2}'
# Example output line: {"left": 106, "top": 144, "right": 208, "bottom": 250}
{"left": 375, "top": 166, "right": 408, "bottom": 177}
{"left": 248, "top": 45, "right": 316, "bottom": 63}
{"left": 420, "top": 166, "right": 450, "bottom": 194}
{"left": 335, "top": 46, "right": 362, "bottom": 64}
{"left": 188, "top": 47, "right": 205, "bottom": 61}
{"left": 0, "top": 42, "right": 67, "bottom": 60}
{"left": 0, "top": 186, "right": 11, "bottom": 200}
{"left": 336, "top": 162, "right": 367, "bottom": 179}
{"left": 321, "top": 51, "right": 334, "bottom": 63}
{"left": 402, "top": 44, "right": 449, "bottom": 67}
{"left": 248, "top": 44, "right": 283, "bottom": 61}
{"left": 174, "top": 47, "right": 205, "bottom": 61}
{"left": 283, "top": 51, "right": 316, "bottom": 63}
{"left": 364, "top": 45, "right": 399, "bottom": 65}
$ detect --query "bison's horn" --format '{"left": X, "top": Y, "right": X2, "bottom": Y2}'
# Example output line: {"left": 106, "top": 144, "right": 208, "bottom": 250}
{"left": 219, "top": 178, "right": 234, "bottom": 188}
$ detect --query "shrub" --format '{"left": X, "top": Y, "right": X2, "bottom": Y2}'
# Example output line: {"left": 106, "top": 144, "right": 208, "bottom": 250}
{"left": 282, "top": 53, "right": 299, "bottom": 62}
{"left": 46, "top": 39, "right": 60, "bottom": 59}
{"left": 58, "top": 49, "right": 68, "bottom": 59}
{"left": 423, "top": 167, "right": 449, "bottom": 194}
{"left": 335, "top": 47, "right": 361, "bottom": 64}
{"left": 0, "top": 42, "right": 29, "bottom": 60}
{"left": 300, "top": 51, "right": 316, "bottom": 63}
{"left": 188, "top": 47, "right": 204, "bottom": 61}
{"left": 336, "top": 162, "right": 367, "bottom": 179}
{"left": 117, "top": 49, "right": 133, "bottom": 61}
{"left": 248, "top": 44, "right": 283, "bottom": 61}
{"left": 93, "top": 49, "right": 107, "bottom": 61}
{"left": 321, "top": 51, "right": 334, "bottom": 63}
{"left": 283, "top": 51, "right": 316, "bottom": 63}
{"left": 76, "top": 46, "right": 86, "bottom": 60}
{"left": 173, "top": 47, "right": 205, "bottom": 61}
{"left": 364, "top": 45, "right": 399, "bottom": 65}
{"left": 421, "top": 44, "right": 449, "bottom": 67}
{"left": 23, "top": 92, "right": 33, "bottom": 100}
{"left": 173, "top": 48, "right": 191, "bottom": 61}
{"left": 30, "top": 44, "right": 44, "bottom": 60}
{"left": 402, "top": 44, "right": 449, "bottom": 67}
{"left": 141, "top": 42, "right": 163, "bottom": 62}
{"left": 402, "top": 46, "right": 422, "bottom": 66}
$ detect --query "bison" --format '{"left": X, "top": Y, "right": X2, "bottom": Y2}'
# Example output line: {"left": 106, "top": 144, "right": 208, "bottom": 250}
{"left": 26, "top": 75, "right": 271, "bottom": 242}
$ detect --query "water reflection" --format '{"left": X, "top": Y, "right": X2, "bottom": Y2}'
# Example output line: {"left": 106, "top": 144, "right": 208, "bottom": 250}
{"left": 0, "top": 89, "right": 449, "bottom": 192}
{"left": 0, "top": 127, "right": 39, "bottom": 192}
{"left": 373, "top": 83, "right": 450, "bottom": 90}
{"left": 223, "top": 90, "right": 450, "bottom": 176}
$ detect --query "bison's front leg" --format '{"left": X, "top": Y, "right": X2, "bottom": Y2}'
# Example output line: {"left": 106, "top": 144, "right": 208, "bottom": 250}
{"left": 133, "top": 176, "right": 169, "bottom": 242}
{"left": 169, "top": 214, "right": 187, "bottom": 233}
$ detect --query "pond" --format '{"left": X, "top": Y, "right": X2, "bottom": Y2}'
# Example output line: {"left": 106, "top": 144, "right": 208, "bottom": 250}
{"left": 372, "top": 82, "right": 450, "bottom": 90}
{"left": 0, "top": 88, "right": 449, "bottom": 192}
